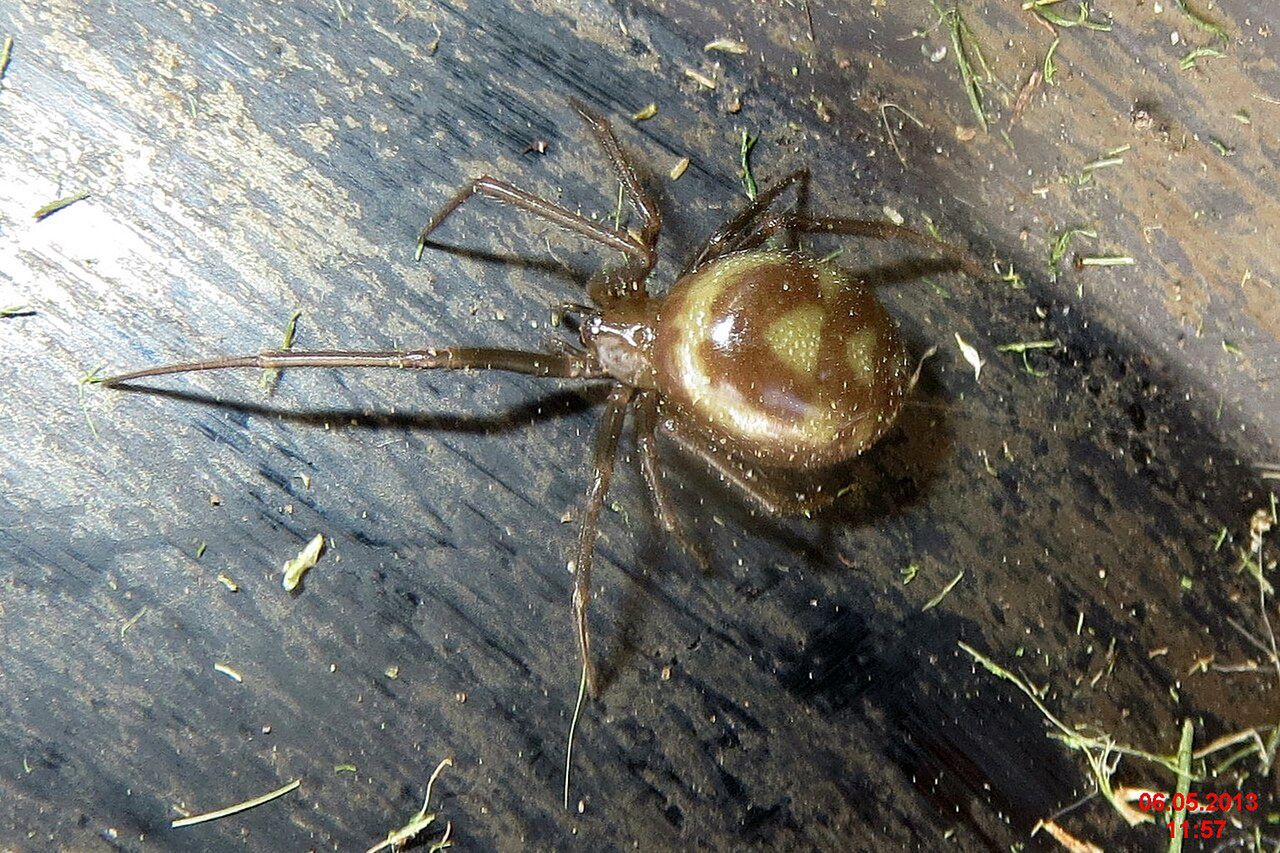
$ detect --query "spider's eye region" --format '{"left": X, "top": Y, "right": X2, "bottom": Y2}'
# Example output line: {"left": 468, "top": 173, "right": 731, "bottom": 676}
{"left": 654, "top": 250, "right": 911, "bottom": 469}
{"left": 582, "top": 311, "right": 660, "bottom": 389}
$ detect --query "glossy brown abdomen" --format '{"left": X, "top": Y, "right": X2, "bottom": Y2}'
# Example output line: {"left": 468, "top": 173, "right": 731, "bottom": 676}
{"left": 653, "top": 250, "right": 911, "bottom": 469}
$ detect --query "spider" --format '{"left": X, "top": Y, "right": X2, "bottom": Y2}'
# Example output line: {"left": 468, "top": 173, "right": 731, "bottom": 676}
{"left": 102, "top": 100, "right": 986, "bottom": 699}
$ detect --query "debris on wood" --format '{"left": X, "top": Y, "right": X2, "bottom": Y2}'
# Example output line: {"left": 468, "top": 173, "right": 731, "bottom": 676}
{"left": 1076, "top": 254, "right": 1135, "bottom": 267}
{"left": 0, "top": 35, "right": 12, "bottom": 83}
{"left": 1179, "top": 46, "right": 1225, "bottom": 71}
{"left": 997, "top": 339, "right": 1058, "bottom": 377}
{"left": 1173, "top": 0, "right": 1230, "bottom": 48}
{"left": 684, "top": 69, "right": 716, "bottom": 90}
{"left": 365, "top": 757, "right": 454, "bottom": 853}
{"left": 282, "top": 533, "right": 326, "bottom": 591}
{"left": 261, "top": 309, "right": 303, "bottom": 392}
{"left": 34, "top": 191, "right": 89, "bottom": 221}
{"left": 1043, "top": 37, "right": 1061, "bottom": 83}
{"left": 1079, "top": 144, "right": 1129, "bottom": 180}
{"left": 878, "top": 101, "right": 923, "bottom": 167}
{"left": 1049, "top": 227, "right": 1096, "bottom": 276}
{"left": 1206, "top": 136, "right": 1235, "bottom": 156}
{"left": 1022, "top": 0, "right": 1111, "bottom": 32}
{"left": 704, "top": 38, "right": 747, "bottom": 54}
{"left": 1035, "top": 819, "right": 1103, "bottom": 853}
{"left": 77, "top": 365, "right": 105, "bottom": 439}
{"left": 120, "top": 608, "right": 147, "bottom": 640}
{"left": 930, "top": 1, "right": 991, "bottom": 131}
{"left": 564, "top": 659, "right": 589, "bottom": 810}
{"left": 923, "top": 570, "right": 964, "bottom": 610}
{"left": 171, "top": 778, "right": 301, "bottom": 829}
{"left": 737, "top": 129, "right": 758, "bottom": 201}
{"left": 1168, "top": 719, "right": 1195, "bottom": 853}
{"left": 953, "top": 642, "right": 1264, "bottom": 830}
{"left": 954, "top": 332, "right": 984, "bottom": 382}
{"left": 1009, "top": 67, "right": 1043, "bottom": 127}
{"left": 213, "top": 663, "right": 242, "bottom": 683}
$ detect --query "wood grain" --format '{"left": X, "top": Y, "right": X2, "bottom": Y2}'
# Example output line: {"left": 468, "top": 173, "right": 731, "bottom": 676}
{"left": 0, "top": 1, "right": 1276, "bottom": 850}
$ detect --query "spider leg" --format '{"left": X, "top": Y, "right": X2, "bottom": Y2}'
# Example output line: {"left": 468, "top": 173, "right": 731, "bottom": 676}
{"left": 684, "top": 169, "right": 809, "bottom": 274}
{"left": 568, "top": 100, "right": 663, "bottom": 304}
{"left": 749, "top": 213, "right": 989, "bottom": 280}
{"left": 99, "top": 347, "right": 605, "bottom": 386}
{"left": 416, "top": 175, "right": 647, "bottom": 262}
{"left": 567, "top": 99, "right": 662, "bottom": 258}
{"left": 663, "top": 424, "right": 837, "bottom": 517}
{"left": 572, "top": 382, "right": 634, "bottom": 698}
{"left": 634, "top": 393, "right": 710, "bottom": 570}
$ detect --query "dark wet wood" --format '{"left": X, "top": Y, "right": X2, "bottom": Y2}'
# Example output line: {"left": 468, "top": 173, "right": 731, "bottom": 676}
{"left": 0, "top": 1, "right": 1276, "bottom": 851}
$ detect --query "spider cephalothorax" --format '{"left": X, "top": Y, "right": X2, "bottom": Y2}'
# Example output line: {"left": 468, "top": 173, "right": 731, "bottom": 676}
{"left": 102, "top": 99, "right": 985, "bottom": 699}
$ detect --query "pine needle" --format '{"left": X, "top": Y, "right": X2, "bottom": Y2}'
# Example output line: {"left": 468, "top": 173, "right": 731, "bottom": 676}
{"left": 171, "top": 779, "right": 301, "bottom": 828}
{"left": 563, "top": 657, "right": 589, "bottom": 810}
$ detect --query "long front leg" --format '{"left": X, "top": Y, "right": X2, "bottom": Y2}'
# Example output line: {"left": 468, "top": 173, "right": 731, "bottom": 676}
{"left": 572, "top": 383, "right": 634, "bottom": 698}
{"left": 567, "top": 99, "right": 662, "bottom": 259}
{"left": 100, "top": 347, "right": 605, "bottom": 386}
{"left": 416, "top": 175, "right": 647, "bottom": 262}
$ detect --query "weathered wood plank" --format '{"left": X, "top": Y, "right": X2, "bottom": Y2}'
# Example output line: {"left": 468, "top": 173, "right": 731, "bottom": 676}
{"left": 0, "top": 0, "right": 1275, "bottom": 850}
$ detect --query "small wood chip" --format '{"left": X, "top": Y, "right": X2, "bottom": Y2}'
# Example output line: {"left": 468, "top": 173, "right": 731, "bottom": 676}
{"left": 282, "top": 533, "right": 326, "bottom": 591}
{"left": 0, "top": 35, "right": 13, "bottom": 83}
{"left": 704, "top": 38, "right": 747, "bottom": 54}
{"left": 1009, "top": 68, "right": 1043, "bottom": 128}
{"left": 213, "top": 663, "right": 243, "bottom": 683}
{"left": 684, "top": 69, "right": 717, "bottom": 90}
{"left": 1038, "top": 820, "right": 1103, "bottom": 853}
{"left": 954, "top": 333, "right": 985, "bottom": 382}
{"left": 33, "top": 191, "right": 89, "bottom": 221}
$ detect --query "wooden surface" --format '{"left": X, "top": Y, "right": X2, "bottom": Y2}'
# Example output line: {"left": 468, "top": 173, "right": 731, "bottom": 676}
{"left": 1, "top": 1, "right": 1277, "bottom": 850}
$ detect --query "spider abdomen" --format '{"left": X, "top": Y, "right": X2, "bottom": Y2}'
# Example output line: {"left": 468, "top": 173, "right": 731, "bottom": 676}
{"left": 653, "top": 250, "right": 911, "bottom": 469}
